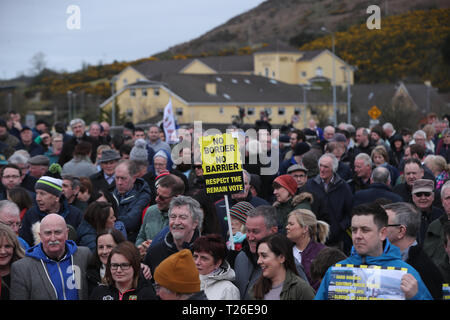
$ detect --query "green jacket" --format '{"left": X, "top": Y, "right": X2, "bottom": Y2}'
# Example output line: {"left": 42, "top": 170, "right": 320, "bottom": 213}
{"left": 423, "top": 214, "right": 449, "bottom": 267}
{"left": 274, "top": 192, "right": 313, "bottom": 231}
{"left": 280, "top": 269, "right": 316, "bottom": 300}
{"left": 135, "top": 204, "right": 168, "bottom": 246}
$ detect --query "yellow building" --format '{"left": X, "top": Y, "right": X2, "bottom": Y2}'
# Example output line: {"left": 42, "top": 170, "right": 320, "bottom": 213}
{"left": 100, "top": 47, "right": 351, "bottom": 128}
{"left": 253, "top": 46, "right": 354, "bottom": 86}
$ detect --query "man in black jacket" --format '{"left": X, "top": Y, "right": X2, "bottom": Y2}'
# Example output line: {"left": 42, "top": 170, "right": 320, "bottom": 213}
{"left": 144, "top": 195, "right": 203, "bottom": 275}
{"left": 89, "top": 149, "right": 121, "bottom": 194}
{"left": 58, "top": 118, "right": 99, "bottom": 166}
{"left": 384, "top": 202, "right": 444, "bottom": 300}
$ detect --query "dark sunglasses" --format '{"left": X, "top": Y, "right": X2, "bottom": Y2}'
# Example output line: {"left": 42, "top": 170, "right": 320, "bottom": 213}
{"left": 414, "top": 192, "right": 432, "bottom": 197}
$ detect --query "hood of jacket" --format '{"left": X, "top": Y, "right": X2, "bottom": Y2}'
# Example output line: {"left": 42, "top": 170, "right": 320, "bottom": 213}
{"left": 26, "top": 240, "right": 79, "bottom": 300}
{"left": 26, "top": 239, "right": 78, "bottom": 261}
{"left": 345, "top": 239, "right": 402, "bottom": 266}
{"left": 200, "top": 260, "right": 236, "bottom": 285}
{"left": 113, "top": 178, "right": 150, "bottom": 204}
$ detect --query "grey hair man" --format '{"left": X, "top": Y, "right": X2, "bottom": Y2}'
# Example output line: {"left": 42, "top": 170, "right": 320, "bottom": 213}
{"left": 353, "top": 167, "right": 403, "bottom": 207}
{"left": 384, "top": 202, "right": 444, "bottom": 300}
{"left": 307, "top": 153, "right": 353, "bottom": 252}
{"left": 144, "top": 195, "right": 203, "bottom": 275}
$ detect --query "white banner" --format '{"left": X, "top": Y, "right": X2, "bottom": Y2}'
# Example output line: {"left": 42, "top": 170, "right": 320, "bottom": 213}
{"left": 163, "top": 98, "right": 178, "bottom": 144}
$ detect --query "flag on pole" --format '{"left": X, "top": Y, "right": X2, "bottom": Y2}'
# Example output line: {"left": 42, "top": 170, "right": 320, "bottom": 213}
{"left": 163, "top": 98, "right": 178, "bottom": 144}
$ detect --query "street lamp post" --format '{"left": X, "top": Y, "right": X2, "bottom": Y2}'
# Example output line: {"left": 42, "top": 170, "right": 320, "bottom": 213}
{"left": 67, "top": 90, "right": 72, "bottom": 121}
{"left": 321, "top": 26, "right": 337, "bottom": 126}
{"left": 110, "top": 76, "right": 118, "bottom": 127}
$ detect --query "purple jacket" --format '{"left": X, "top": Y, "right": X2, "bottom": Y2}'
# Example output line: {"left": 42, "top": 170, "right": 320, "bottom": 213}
{"left": 297, "top": 240, "right": 327, "bottom": 291}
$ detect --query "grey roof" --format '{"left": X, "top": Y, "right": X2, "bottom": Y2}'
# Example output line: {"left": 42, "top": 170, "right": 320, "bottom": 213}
{"left": 133, "top": 55, "right": 253, "bottom": 80}
{"left": 350, "top": 83, "right": 447, "bottom": 112}
{"left": 297, "top": 50, "right": 324, "bottom": 61}
{"left": 126, "top": 73, "right": 348, "bottom": 105}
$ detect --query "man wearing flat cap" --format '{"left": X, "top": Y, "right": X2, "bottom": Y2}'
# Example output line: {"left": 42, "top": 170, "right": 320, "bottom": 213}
{"left": 28, "top": 154, "right": 50, "bottom": 179}
{"left": 411, "top": 179, "right": 444, "bottom": 245}
{"left": 89, "top": 149, "right": 121, "bottom": 193}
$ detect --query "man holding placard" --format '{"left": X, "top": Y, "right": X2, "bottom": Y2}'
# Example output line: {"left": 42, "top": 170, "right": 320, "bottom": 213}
{"left": 314, "top": 202, "right": 433, "bottom": 300}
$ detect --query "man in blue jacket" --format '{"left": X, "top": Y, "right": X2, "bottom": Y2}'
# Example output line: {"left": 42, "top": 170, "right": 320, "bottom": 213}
{"left": 112, "top": 159, "right": 151, "bottom": 243}
{"left": 314, "top": 202, "right": 433, "bottom": 300}
{"left": 11, "top": 213, "right": 91, "bottom": 300}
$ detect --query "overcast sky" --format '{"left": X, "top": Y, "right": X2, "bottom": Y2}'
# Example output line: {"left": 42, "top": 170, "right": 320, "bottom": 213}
{"left": 0, "top": 0, "right": 266, "bottom": 80}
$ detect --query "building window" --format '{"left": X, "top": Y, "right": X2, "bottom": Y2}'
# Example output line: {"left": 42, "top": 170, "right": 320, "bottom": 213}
{"left": 248, "top": 108, "right": 255, "bottom": 116}
{"left": 265, "top": 68, "right": 269, "bottom": 77}
{"left": 219, "top": 107, "right": 224, "bottom": 114}
{"left": 272, "top": 71, "right": 276, "bottom": 78}
{"left": 264, "top": 107, "right": 272, "bottom": 115}
{"left": 176, "top": 108, "right": 183, "bottom": 116}
{"left": 142, "top": 88, "right": 147, "bottom": 96}
{"left": 130, "top": 89, "right": 136, "bottom": 97}
{"left": 278, "top": 107, "right": 285, "bottom": 115}
{"left": 123, "top": 78, "right": 128, "bottom": 85}
{"left": 154, "top": 88, "right": 160, "bottom": 96}
{"left": 301, "top": 71, "right": 307, "bottom": 77}
{"left": 315, "top": 67, "right": 323, "bottom": 77}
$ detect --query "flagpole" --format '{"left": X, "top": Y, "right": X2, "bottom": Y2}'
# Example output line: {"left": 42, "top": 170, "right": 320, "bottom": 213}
{"left": 224, "top": 195, "right": 235, "bottom": 250}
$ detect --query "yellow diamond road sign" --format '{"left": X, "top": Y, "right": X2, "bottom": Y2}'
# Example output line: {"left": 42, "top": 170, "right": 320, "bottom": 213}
{"left": 368, "top": 105, "right": 382, "bottom": 119}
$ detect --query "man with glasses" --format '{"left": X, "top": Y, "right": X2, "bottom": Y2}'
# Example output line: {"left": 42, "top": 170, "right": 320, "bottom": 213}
{"left": 411, "top": 179, "right": 444, "bottom": 245}
{"left": 384, "top": 202, "right": 444, "bottom": 300}
{"left": 0, "top": 200, "right": 29, "bottom": 249}
{"left": 136, "top": 174, "right": 185, "bottom": 258}
{"left": 0, "top": 164, "right": 35, "bottom": 201}
{"left": 144, "top": 195, "right": 203, "bottom": 275}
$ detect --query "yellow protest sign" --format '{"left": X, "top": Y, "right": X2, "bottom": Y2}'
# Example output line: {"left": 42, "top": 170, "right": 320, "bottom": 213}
{"left": 199, "top": 133, "right": 244, "bottom": 195}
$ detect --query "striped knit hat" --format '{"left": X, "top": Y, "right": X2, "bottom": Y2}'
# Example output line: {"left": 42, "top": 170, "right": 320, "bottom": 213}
{"left": 35, "top": 176, "right": 63, "bottom": 198}
{"left": 229, "top": 201, "right": 254, "bottom": 224}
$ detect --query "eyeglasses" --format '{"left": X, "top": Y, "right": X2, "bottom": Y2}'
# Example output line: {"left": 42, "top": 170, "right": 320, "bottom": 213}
{"left": 0, "top": 220, "right": 21, "bottom": 229}
{"left": 387, "top": 224, "right": 402, "bottom": 228}
{"left": 413, "top": 192, "right": 432, "bottom": 198}
{"left": 110, "top": 263, "right": 132, "bottom": 270}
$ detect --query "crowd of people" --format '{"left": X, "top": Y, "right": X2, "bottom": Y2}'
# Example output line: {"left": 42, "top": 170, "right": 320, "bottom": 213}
{"left": 0, "top": 108, "right": 449, "bottom": 301}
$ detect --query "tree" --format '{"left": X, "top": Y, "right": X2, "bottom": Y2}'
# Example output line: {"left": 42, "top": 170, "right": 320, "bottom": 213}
{"left": 29, "top": 52, "right": 47, "bottom": 76}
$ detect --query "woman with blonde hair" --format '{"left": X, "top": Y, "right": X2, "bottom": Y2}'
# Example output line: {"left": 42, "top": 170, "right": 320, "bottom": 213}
{"left": 424, "top": 155, "right": 450, "bottom": 190}
{"left": 286, "top": 209, "right": 329, "bottom": 290}
{"left": 0, "top": 224, "right": 25, "bottom": 299}
{"left": 371, "top": 145, "right": 399, "bottom": 186}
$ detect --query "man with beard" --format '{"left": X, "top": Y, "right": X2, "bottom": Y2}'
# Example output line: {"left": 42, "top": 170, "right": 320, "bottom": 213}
{"left": 136, "top": 174, "right": 185, "bottom": 258}
{"left": 144, "top": 195, "right": 203, "bottom": 275}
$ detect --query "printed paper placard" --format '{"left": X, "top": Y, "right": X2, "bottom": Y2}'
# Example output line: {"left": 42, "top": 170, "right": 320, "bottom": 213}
{"left": 328, "top": 264, "right": 407, "bottom": 300}
{"left": 199, "top": 133, "right": 244, "bottom": 195}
